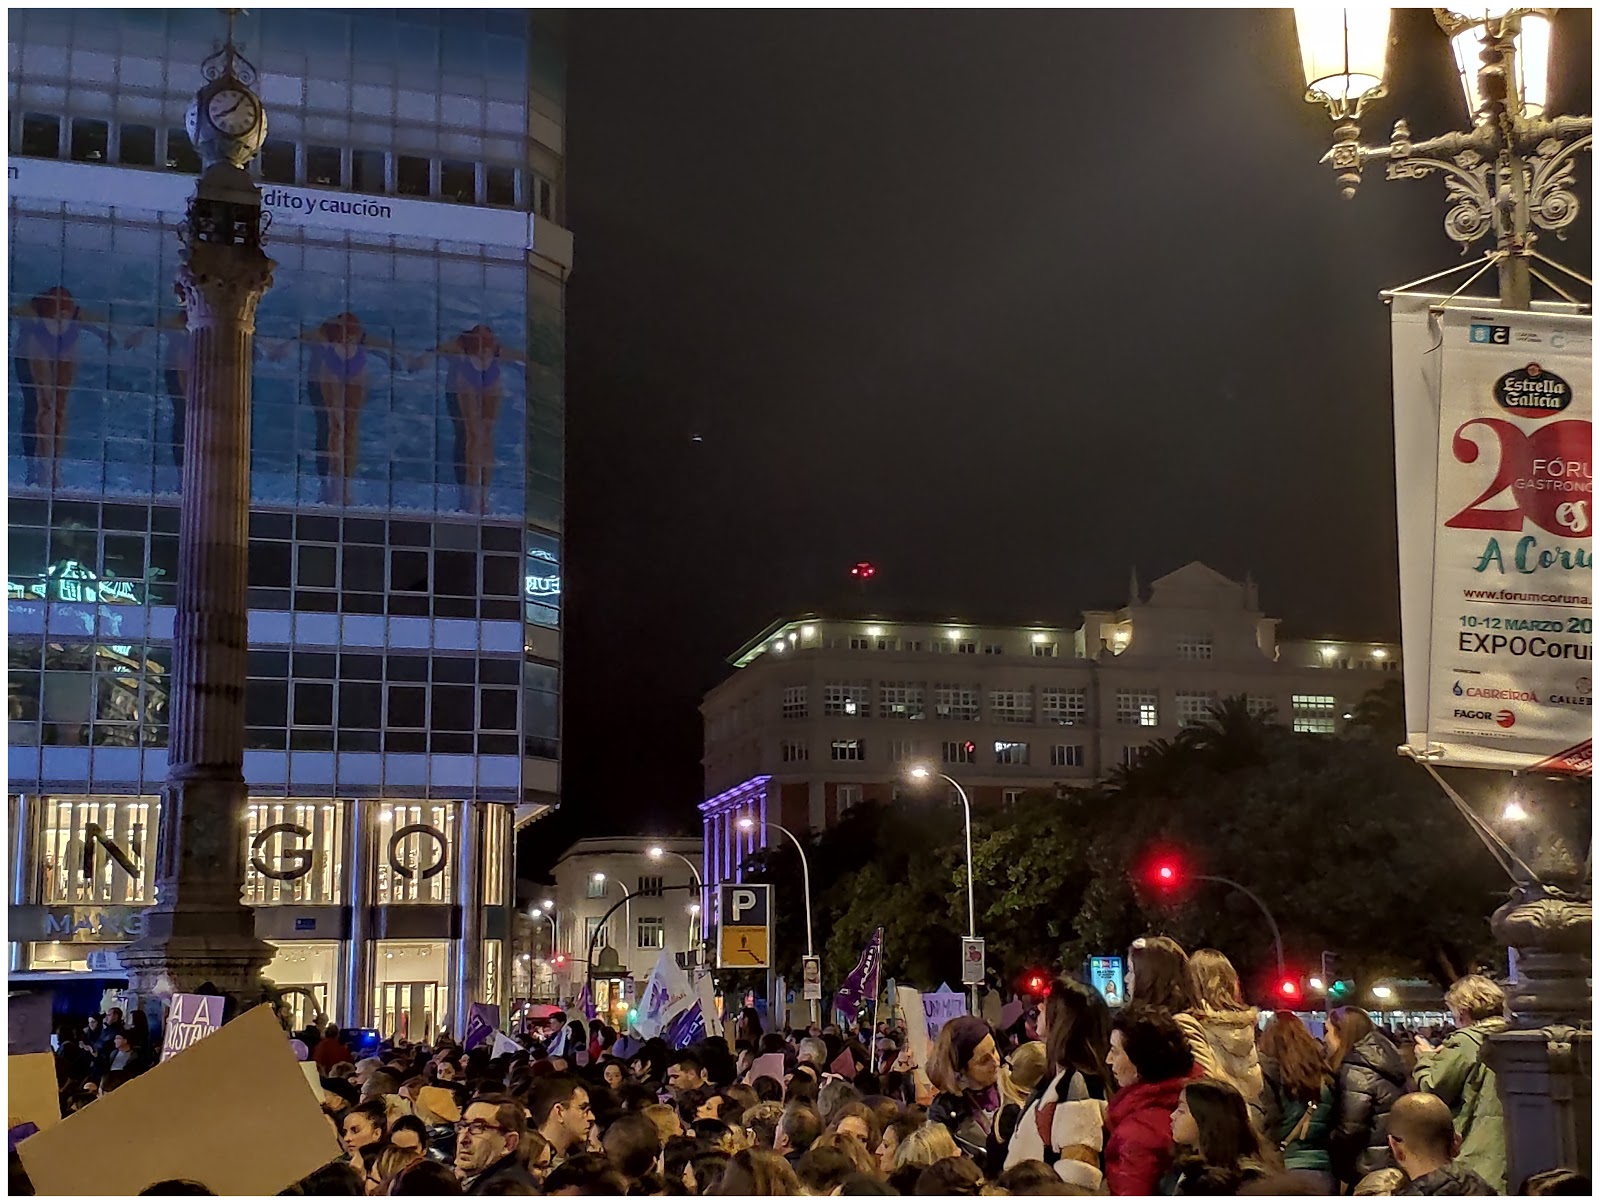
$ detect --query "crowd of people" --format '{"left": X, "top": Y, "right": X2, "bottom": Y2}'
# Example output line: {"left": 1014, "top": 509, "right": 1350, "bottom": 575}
{"left": 13, "top": 938, "right": 1592, "bottom": 1197}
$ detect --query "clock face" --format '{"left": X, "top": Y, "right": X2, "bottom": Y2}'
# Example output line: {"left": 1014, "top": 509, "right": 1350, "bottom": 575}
{"left": 207, "top": 88, "right": 259, "bottom": 137}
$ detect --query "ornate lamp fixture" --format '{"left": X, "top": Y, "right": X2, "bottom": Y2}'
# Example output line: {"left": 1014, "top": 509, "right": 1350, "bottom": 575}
{"left": 1293, "top": 7, "right": 1591, "bottom": 308}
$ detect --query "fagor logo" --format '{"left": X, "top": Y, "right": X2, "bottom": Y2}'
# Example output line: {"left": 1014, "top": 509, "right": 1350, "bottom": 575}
{"left": 1495, "top": 710, "right": 1516, "bottom": 728}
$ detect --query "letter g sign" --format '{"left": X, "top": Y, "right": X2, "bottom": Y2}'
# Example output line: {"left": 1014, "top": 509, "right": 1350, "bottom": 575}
{"left": 250, "top": 823, "right": 314, "bottom": 881}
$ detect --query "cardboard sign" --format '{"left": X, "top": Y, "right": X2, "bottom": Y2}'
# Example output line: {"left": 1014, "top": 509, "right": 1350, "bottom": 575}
{"left": 923, "top": 985, "right": 968, "bottom": 1039}
{"left": 895, "top": 988, "right": 929, "bottom": 1069}
{"left": 745, "top": 1052, "right": 787, "bottom": 1086}
{"left": 8, "top": 994, "right": 53, "bottom": 1056}
{"left": 7, "top": 1053, "right": 62, "bottom": 1133}
{"left": 300, "top": 1060, "right": 326, "bottom": 1101}
{"left": 18, "top": 1004, "right": 341, "bottom": 1196}
{"left": 160, "top": 994, "right": 225, "bottom": 1062}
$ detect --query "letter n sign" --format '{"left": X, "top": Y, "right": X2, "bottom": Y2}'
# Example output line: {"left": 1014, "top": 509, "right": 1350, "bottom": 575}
{"left": 717, "top": 883, "right": 771, "bottom": 970}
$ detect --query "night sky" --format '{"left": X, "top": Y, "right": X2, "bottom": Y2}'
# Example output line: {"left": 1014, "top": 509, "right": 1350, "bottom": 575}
{"left": 525, "top": 9, "right": 1592, "bottom": 866}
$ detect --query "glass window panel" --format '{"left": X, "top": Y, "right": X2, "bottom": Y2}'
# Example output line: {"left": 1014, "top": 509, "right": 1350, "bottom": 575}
{"left": 435, "top": 551, "right": 475, "bottom": 597}
{"left": 21, "top": 113, "right": 62, "bottom": 158}
{"left": 391, "top": 550, "right": 429, "bottom": 592}
{"left": 297, "top": 545, "right": 337, "bottom": 589}
{"left": 249, "top": 542, "right": 293, "bottom": 588}
{"left": 374, "top": 804, "right": 457, "bottom": 905}
{"left": 243, "top": 801, "right": 345, "bottom": 906}
{"left": 339, "top": 682, "right": 382, "bottom": 730}
{"left": 431, "top": 684, "right": 474, "bottom": 731}
{"left": 306, "top": 145, "right": 342, "bottom": 187}
{"left": 38, "top": 796, "right": 159, "bottom": 905}
{"left": 480, "top": 688, "right": 517, "bottom": 731}
{"left": 260, "top": 139, "right": 297, "bottom": 184}
{"left": 486, "top": 165, "right": 516, "bottom": 207}
{"left": 69, "top": 119, "right": 110, "bottom": 163}
{"left": 166, "top": 128, "right": 200, "bottom": 173}
{"left": 396, "top": 155, "right": 430, "bottom": 196}
{"left": 353, "top": 148, "right": 386, "bottom": 193}
{"left": 388, "top": 684, "right": 426, "bottom": 728}
{"left": 245, "top": 680, "right": 288, "bottom": 728}
{"left": 440, "top": 160, "right": 475, "bottom": 203}
{"left": 293, "top": 682, "right": 334, "bottom": 727}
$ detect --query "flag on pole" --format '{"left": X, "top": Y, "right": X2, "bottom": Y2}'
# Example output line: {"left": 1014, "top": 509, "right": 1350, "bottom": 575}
{"left": 832, "top": 928, "right": 884, "bottom": 1021}
{"left": 663, "top": 1001, "right": 707, "bottom": 1048}
{"left": 635, "top": 949, "right": 692, "bottom": 1039}
{"left": 575, "top": 982, "right": 595, "bottom": 1023}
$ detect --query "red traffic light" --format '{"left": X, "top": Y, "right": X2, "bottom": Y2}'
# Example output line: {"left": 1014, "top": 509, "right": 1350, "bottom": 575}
{"left": 849, "top": 561, "right": 878, "bottom": 580}
{"left": 553, "top": 954, "right": 567, "bottom": 967}
{"left": 1146, "top": 856, "right": 1183, "bottom": 889}
{"left": 1277, "top": 977, "right": 1301, "bottom": 1001}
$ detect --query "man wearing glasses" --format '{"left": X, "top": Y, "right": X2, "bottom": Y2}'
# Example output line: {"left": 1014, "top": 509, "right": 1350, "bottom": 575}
{"left": 454, "top": 1094, "right": 539, "bottom": 1194}
{"left": 531, "top": 1076, "right": 597, "bottom": 1167}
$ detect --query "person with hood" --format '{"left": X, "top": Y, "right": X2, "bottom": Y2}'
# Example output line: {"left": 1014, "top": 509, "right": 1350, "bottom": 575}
{"left": 1181, "top": 949, "right": 1265, "bottom": 1116}
{"left": 925, "top": 1016, "right": 1007, "bottom": 1175}
{"left": 1328, "top": 1006, "right": 1408, "bottom": 1189}
{"left": 1103, "top": 1005, "right": 1197, "bottom": 1195}
{"left": 1387, "top": 1093, "right": 1496, "bottom": 1196}
{"left": 1258, "top": 1010, "right": 1338, "bottom": 1193}
{"left": 413, "top": 1085, "right": 462, "bottom": 1164}
{"left": 1002, "top": 977, "right": 1111, "bottom": 1191}
{"left": 1412, "top": 975, "right": 1508, "bottom": 1193}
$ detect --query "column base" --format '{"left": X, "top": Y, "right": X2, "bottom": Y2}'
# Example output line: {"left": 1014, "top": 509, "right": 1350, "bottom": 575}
{"left": 1483, "top": 1026, "right": 1592, "bottom": 1188}
{"left": 119, "top": 913, "right": 272, "bottom": 1003}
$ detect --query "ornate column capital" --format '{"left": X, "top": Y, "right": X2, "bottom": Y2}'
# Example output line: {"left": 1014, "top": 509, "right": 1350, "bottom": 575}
{"left": 175, "top": 240, "right": 274, "bottom": 328}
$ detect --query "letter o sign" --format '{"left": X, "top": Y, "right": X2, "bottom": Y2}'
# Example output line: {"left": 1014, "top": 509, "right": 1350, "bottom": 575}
{"left": 251, "top": 823, "right": 314, "bottom": 881}
{"left": 388, "top": 824, "right": 448, "bottom": 880}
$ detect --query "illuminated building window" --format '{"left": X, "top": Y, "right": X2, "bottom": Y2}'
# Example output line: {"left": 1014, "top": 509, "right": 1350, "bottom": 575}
{"left": 1175, "top": 691, "right": 1218, "bottom": 727}
{"left": 1050, "top": 744, "right": 1084, "bottom": 768}
{"left": 993, "top": 740, "right": 1030, "bottom": 766}
{"left": 38, "top": 796, "right": 159, "bottom": 906}
{"left": 781, "top": 687, "right": 808, "bottom": 720}
{"left": 823, "top": 682, "right": 870, "bottom": 718}
{"left": 1246, "top": 695, "right": 1276, "bottom": 718}
{"left": 482, "top": 940, "right": 503, "bottom": 1012}
{"left": 636, "top": 876, "right": 663, "bottom": 897}
{"left": 636, "top": 917, "right": 664, "bottom": 950}
{"left": 481, "top": 806, "right": 509, "bottom": 906}
{"left": 373, "top": 803, "right": 457, "bottom": 905}
{"left": 243, "top": 801, "right": 346, "bottom": 906}
{"left": 1292, "top": 694, "right": 1338, "bottom": 734}
{"left": 989, "top": 690, "right": 1033, "bottom": 724}
{"left": 585, "top": 876, "right": 607, "bottom": 899}
{"left": 879, "top": 682, "right": 925, "bottom": 719}
{"left": 830, "top": 739, "right": 865, "bottom": 762}
{"left": 941, "top": 740, "right": 975, "bottom": 766}
{"left": 1040, "top": 688, "right": 1087, "bottom": 726}
{"left": 1115, "top": 690, "right": 1159, "bottom": 727}
{"left": 1176, "top": 636, "right": 1214, "bottom": 661}
{"left": 934, "top": 685, "right": 980, "bottom": 722}
{"left": 781, "top": 740, "right": 808, "bottom": 763}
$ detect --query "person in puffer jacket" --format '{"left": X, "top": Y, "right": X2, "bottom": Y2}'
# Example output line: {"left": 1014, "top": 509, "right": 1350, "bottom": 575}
{"left": 1103, "top": 1006, "right": 1198, "bottom": 1195}
{"left": 1179, "top": 949, "right": 1266, "bottom": 1120}
{"left": 1002, "top": 978, "right": 1112, "bottom": 1190}
{"left": 1327, "top": 1007, "right": 1409, "bottom": 1189}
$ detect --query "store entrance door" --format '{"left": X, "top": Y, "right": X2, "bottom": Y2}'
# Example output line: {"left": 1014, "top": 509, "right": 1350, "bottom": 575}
{"left": 374, "top": 982, "right": 439, "bottom": 1042}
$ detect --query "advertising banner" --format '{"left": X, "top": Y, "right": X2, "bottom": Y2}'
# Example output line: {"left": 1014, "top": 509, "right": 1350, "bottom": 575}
{"left": 160, "top": 994, "right": 225, "bottom": 1063}
{"left": 1087, "top": 956, "right": 1126, "bottom": 1007}
{"left": 1397, "top": 306, "right": 1592, "bottom": 773}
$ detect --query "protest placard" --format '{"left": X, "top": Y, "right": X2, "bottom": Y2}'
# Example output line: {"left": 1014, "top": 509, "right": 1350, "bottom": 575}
{"left": 18, "top": 1004, "right": 341, "bottom": 1196}
{"left": 895, "top": 987, "right": 929, "bottom": 1069}
{"left": 160, "top": 993, "right": 225, "bottom": 1062}
{"left": 7, "top": 1053, "right": 61, "bottom": 1132}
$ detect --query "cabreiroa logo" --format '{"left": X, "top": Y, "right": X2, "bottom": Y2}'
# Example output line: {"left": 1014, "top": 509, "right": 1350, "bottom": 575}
{"left": 1495, "top": 364, "right": 1572, "bottom": 418}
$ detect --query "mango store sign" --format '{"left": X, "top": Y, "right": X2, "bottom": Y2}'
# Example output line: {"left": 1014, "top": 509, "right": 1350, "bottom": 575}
{"left": 9, "top": 158, "right": 535, "bottom": 249}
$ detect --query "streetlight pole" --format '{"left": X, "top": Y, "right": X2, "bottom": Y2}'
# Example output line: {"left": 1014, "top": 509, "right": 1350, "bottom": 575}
{"left": 649, "top": 846, "right": 708, "bottom": 967}
{"left": 908, "top": 766, "right": 980, "bottom": 1016}
{"left": 120, "top": 23, "right": 275, "bottom": 1007}
{"left": 740, "top": 815, "right": 816, "bottom": 1024}
{"left": 1193, "top": 874, "right": 1285, "bottom": 979}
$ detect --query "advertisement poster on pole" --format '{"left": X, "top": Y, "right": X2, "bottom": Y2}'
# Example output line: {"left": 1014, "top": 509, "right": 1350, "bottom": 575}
{"left": 1395, "top": 306, "right": 1592, "bottom": 773}
{"left": 802, "top": 956, "right": 822, "bottom": 1002}
{"left": 960, "top": 937, "right": 985, "bottom": 986}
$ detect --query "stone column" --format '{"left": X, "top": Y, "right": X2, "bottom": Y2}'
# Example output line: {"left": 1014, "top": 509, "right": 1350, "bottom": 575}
{"left": 120, "top": 239, "right": 275, "bottom": 1004}
{"left": 453, "top": 801, "right": 483, "bottom": 1039}
{"left": 342, "top": 798, "right": 373, "bottom": 1028}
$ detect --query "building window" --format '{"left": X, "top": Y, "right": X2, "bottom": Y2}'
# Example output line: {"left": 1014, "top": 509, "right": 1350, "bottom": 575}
{"left": 831, "top": 739, "right": 865, "bottom": 762}
{"left": 781, "top": 740, "right": 809, "bottom": 763}
{"left": 1032, "top": 642, "right": 1058, "bottom": 658}
{"left": 69, "top": 118, "right": 109, "bottom": 163}
{"left": 481, "top": 807, "right": 508, "bottom": 906}
{"left": 903, "top": 640, "right": 923, "bottom": 653}
{"left": 780, "top": 686, "right": 808, "bottom": 720}
{"left": 636, "top": 917, "right": 665, "bottom": 950}
{"left": 824, "top": 681, "right": 870, "bottom": 717}
{"left": 396, "top": 154, "right": 431, "bottom": 196}
{"left": 889, "top": 739, "right": 920, "bottom": 763}
{"left": 584, "top": 916, "right": 612, "bottom": 951}
{"left": 1175, "top": 691, "right": 1217, "bottom": 727}
{"left": 1040, "top": 687, "right": 1087, "bottom": 726}
{"left": 994, "top": 740, "right": 1030, "bottom": 766}
{"left": 983, "top": 643, "right": 1005, "bottom": 656}
{"left": 306, "top": 145, "right": 343, "bottom": 187}
{"left": 1116, "top": 690, "right": 1159, "bottom": 727}
{"left": 636, "top": 876, "right": 663, "bottom": 897}
{"left": 1292, "top": 694, "right": 1338, "bottom": 734}
{"left": 353, "top": 148, "right": 387, "bottom": 192}
{"left": 934, "top": 685, "right": 980, "bottom": 722}
{"left": 1176, "top": 636, "right": 1214, "bottom": 661}
{"left": 879, "top": 682, "right": 925, "bottom": 719}
{"left": 957, "top": 641, "right": 977, "bottom": 655}
{"left": 1003, "top": 789, "right": 1026, "bottom": 806}
{"left": 848, "top": 636, "right": 871, "bottom": 651}
{"left": 1050, "top": 744, "right": 1085, "bottom": 768}
{"left": 1246, "top": 695, "right": 1276, "bottom": 718}
{"left": 1121, "top": 745, "right": 1144, "bottom": 768}
{"left": 989, "top": 690, "right": 1033, "bottom": 724}
{"left": 942, "top": 740, "right": 976, "bottom": 765}
{"left": 243, "top": 801, "right": 345, "bottom": 906}
{"left": 118, "top": 123, "right": 157, "bottom": 166}
{"left": 875, "top": 636, "right": 898, "bottom": 651}
{"left": 585, "top": 875, "right": 607, "bottom": 899}
{"left": 837, "top": 785, "right": 864, "bottom": 813}
{"left": 929, "top": 639, "right": 953, "bottom": 654}
{"left": 374, "top": 804, "right": 457, "bottom": 905}
{"left": 20, "top": 113, "right": 62, "bottom": 158}
{"left": 38, "top": 796, "right": 159, "bottom": 906}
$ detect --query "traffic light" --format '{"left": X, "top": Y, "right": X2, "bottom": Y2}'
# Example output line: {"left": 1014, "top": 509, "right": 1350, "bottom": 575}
{"left": 553, "top": 953, "right": 567, "bottom": 968}
{"left": 1020, "top": 969, "right": 1050, "bottom": 998}
{"left": 849, "top": 561, "right": 878, "bottom": 580}
{"left": 1144, "top": 853, "right": 1185, "bottom": 890}
{"left": 1277, "top": 977, "right": 1302, "bottom": 1003}
{"left": 1328, "top": 979, "right": 1351, "bottom": 999}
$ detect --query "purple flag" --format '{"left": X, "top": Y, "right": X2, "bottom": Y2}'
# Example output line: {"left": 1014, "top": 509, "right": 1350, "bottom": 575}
{"left": 663, "top": 1001, "right": 706, "bottom": 1049}
{"left": 464, "top": 1002, "right": 500, "bottom": 1051}
{"left": 832, "top": 928, "right": 884, "bottom": 1020}
{"left": 576, "top": 982, "right": 596, "bottom": 1022}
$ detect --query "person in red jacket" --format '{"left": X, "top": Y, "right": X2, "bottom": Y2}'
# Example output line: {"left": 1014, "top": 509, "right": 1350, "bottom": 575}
{"left": 1104, "top": 1006, "right": 1198, "bottom": 1195}
{"left": 312, "top": 1024, "right": 354, "bottom": 1075}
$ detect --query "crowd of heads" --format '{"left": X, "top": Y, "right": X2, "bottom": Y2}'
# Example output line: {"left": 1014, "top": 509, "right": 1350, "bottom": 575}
{"left": 13, "top": 949, "right": 1590, "bottom": 1197}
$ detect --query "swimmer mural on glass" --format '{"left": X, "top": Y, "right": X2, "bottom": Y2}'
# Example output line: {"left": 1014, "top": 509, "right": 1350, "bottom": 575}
{"left": 269, "top": 310, "right": 404, "bottom": 505}
{"left": 410, "top": 323, "right": 526, "bottom": 515}
{"left": 9, "top": 287, "right": 130, "bottom": 489}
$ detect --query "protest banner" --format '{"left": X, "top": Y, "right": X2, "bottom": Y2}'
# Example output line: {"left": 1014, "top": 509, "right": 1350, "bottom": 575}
{"left": 491, "top": 1030, "right": 520, "bottom": 1058}
{"left": 922, "top": 984, "right": 967, "bottom": 1040}
{"left": 18, "top": 1004, "right": 341, "bottom": 1196}
{"left": 895, "top": 987, "right": 929, "bottom": 1069}
{"left": 7, "top": 1053, "right": 61, "bottom": 1133}
{"left": 745, "top": 1051, "right": 787, "bottom": 1086}
{"left": 300, "top": 1060, "right": 325, "bottom": 1101}
{"left": 464, "top": 1002, "right": 500, "bottom": 1051}
{"left": 635, "top": 949, "right": 692, "bottom": 1039}
{"left": 160, "top": 993, "right": 225, "bottom": 1062}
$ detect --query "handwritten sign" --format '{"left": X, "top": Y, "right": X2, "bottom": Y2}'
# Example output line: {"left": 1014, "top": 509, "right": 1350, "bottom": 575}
{"left": 160, "top": 994, "right": 225, "bottom": 1063}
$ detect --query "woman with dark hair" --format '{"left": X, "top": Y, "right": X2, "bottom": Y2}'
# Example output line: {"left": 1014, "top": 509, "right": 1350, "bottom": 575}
{"left": 1103, "top": 1005, "right": 1197, "bottom": 1196}
{"left": 736, "top": 1006, "right": 764, "bottom": 1051}
{"left": 1167, "top": 1078, "right": 1279, "bottom": 1193}
{"left": 1002, "top": 977, "right": 1112, "bottom": 1189}
{"left": 1259, "top": 1011, "right": 1337, "bottom": 1192}
{"left": 925, "top": 1016, "right": 1006, "bottom": 1175}
{"left": 597, "top": 1055, "right": 628, "bottom": 1092}
{"left": 1327, "top": 1007, "right": 1407, "bottom": 1189}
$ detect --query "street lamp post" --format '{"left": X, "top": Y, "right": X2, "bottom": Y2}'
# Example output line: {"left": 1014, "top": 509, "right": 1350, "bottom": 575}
{"left": 908, "top": 765, "right": 980, "bottom": 1016}
{"left": 1293, "top": 8, "right": 1591, "bottom": 310}
{"left": 649, "top": 845, "right": 708, "bottom": 966}
{"left": 120, "top": 23, "right": 275, "bottom": 1006}
{"left": 738, "top": 815, "right": 817, "bottom": 1024}
{"left": 1291, "top": 12, "right": 1592, "bottom": 1184}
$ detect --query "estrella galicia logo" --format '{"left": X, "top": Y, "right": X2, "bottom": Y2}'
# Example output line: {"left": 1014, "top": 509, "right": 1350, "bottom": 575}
{"left": 1495, "top": 363, "right": 1572, "bottom": 418}
{"left": 1470, "top": 323, "right": 1509, "bottom": 345}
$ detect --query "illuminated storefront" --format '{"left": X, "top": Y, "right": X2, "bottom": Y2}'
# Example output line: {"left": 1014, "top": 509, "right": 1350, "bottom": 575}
{"left": 6, "top": 8, "right": 568, "bottom": 1034}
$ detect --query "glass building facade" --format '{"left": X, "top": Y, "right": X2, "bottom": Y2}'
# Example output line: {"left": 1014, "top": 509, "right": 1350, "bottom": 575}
{"left": 6, "top": 8, "right": 568, "bottom": 1036}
